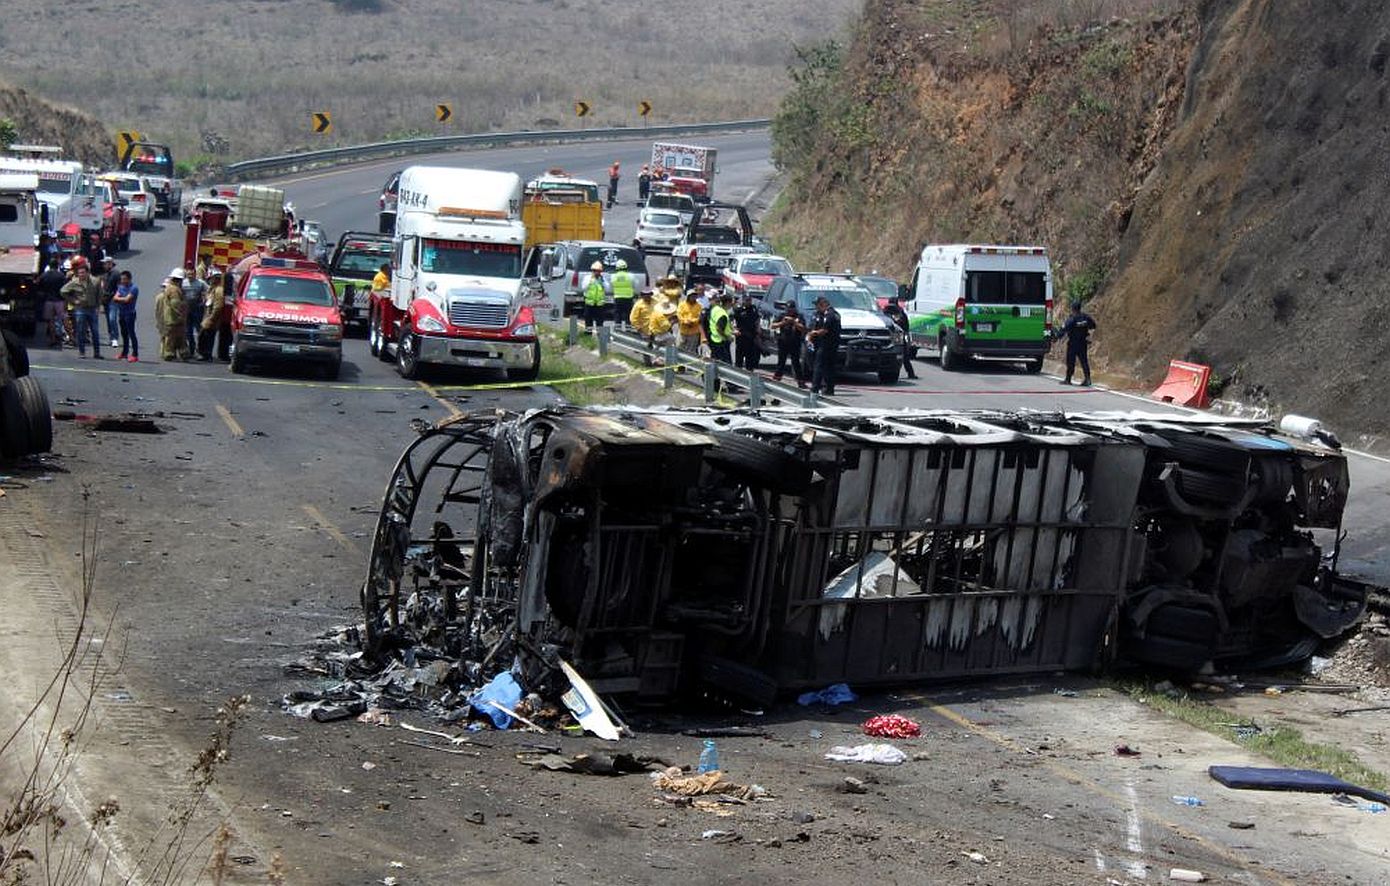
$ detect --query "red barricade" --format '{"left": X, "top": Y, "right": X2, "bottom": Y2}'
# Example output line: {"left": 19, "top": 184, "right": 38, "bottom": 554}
{"left": 1151, "top": 359, "right": 1212, "bottom": 408}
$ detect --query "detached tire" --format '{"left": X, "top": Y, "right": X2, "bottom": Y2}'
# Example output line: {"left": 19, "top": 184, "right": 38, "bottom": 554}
{"left": 2, "top": 328, "right": 29, "bottom": 378}
{"left": 0, "top": 382, "right": 29, "bottom": 460}
{"left": 704, "top": 430, "right": 812, "bottom": 495}
{"left": 14, "top": 376, "right": 51, "bottom": 453}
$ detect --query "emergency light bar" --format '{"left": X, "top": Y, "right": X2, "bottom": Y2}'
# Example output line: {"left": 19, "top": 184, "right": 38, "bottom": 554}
{"left": 260, "top": 256, "right": 321, "bottom": 270}
{"left": 965, "top": 246, "right": 1047, "bottom": 255}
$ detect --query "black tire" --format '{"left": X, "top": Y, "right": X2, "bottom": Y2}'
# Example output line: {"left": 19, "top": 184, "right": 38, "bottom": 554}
{"left": 373, "top": 310, "right": 394, "bottom": 363}
{"left": 1024, "top": 358, "right": 1043, "bottom": 374}
{"left": 230, "top": 336, "right": 247, "bottom": 374}
{"left": 505, "top": 342, "right": 541, "bottom": 382}
{"left": 367, "top": 308, "right": 382, "bottom": 358}
{"left": 13, "top": 376, "right": 51, "bottom": 454}
{"left": 1250, "top": 455, "right": 1294, "bottom": 505}
{"left": 877, "top": 367, "right": 899, "bottom": 384}
{"left": 940, "top": 334, "right": 962, "bottom": 372}
{"left": 2, "top": 329, "right": 29, "bottom": 377}
{"left": 703, "top": 430, "right": 812, "bottom": 495}
{"left": 396, "top": 329, "right": 420, "bottom": 379}
{"left": 0, "top": 382, "right": 29, "bottom": 460}
{"left": 322, "top": 358, "right": 342, "bottom": 381}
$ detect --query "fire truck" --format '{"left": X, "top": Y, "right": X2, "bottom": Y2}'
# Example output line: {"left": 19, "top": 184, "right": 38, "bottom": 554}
{"left": 183, "top": 184, "right": 293, "bottom": 272}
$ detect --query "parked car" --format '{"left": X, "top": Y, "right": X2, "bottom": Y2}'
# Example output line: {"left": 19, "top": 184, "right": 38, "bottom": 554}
{"left": 722, "top": 254, "right": 795, "bottom": 299}
{"left": 644, "top": 187, "right": 696, "bottom": 226}
{"left": 378, "top": 170, "right": 401, "bottom": 234}
{"left": 633, "top": 208, "right": 684, "bottom": 254}
{"left": 102, "top": 173, "right": 157, "bottom": 229}
{"left": 756, "top": 274, "right": 903, "bottom": 383}
{"left": 528, "top": 240, "right": 649, "bottom": 317}
{"left": 852, "top": 273, "right": 902, "bottom": 308}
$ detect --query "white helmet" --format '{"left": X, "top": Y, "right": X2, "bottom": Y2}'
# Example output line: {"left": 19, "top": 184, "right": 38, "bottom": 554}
{"left": 169, "top": 267, "right": 186, "bottom": 280}
{"left": 615, "top": 259, "right": 628, "bottom": 270}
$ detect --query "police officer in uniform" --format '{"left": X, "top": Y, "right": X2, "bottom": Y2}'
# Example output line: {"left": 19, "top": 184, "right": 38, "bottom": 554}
{"left": 732, "top": 291, "right": 761, "bottom": 371}
{"left": 1055, "top": 300, "right": 1096, "bottom": 386}
{"left": 881, "top": 293, "right": 917, "bottom": 379}
{"left": 807, "top": 295, "right": 842, "bottom": 396}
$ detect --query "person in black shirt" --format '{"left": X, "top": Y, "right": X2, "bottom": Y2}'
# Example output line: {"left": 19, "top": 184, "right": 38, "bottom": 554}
{"left": 771, "top": 301, "right": 806, "bottom": 388}
{"left": 880, "top": 294, "right": 917, "bottom": 379}
{"left": 807, "top": 295, "right": 842, "bottom": 396}
{"left": 35, "top": 259, "right": 68, "bottom": 346}
{"left": 731, "top": 292, "right": 761, "bottom": 371}
{"left": 1055, "top": 301, "right": 1097, "bottom": 385}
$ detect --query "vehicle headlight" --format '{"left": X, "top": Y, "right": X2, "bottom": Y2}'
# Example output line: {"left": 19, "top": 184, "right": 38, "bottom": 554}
{"left": 417, "top": 314, "right": 447, "bottom": 333}
{"left": 242, "top": 316, "right": 265, "bottom": 327}
{"left": 318, "top": 323, "right": 343, "bottom": 340}
{"left": 512, "top": 322, "right": 536, "bottom": 338}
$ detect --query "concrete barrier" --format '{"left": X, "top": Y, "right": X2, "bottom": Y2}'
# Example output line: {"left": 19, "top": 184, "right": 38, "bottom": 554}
{"left": 1151, "top": 359, "right": 1212, "bottom": 408}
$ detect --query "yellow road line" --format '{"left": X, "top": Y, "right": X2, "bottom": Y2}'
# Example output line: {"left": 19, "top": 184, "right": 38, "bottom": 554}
{"left": 301, "top": 504, "right": 360, "bottom": 555}
{"left": 415, "top": 380, "right": 463, "bottom": 416}
{"left": 214, "top": 404, "right": 244, "bottom": 437}
{"left": 921, "top": 698, "right": 1296, "bottom": 886}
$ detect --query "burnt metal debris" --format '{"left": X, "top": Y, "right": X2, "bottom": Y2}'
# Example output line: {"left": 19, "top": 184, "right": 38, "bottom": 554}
{"left": 352, "top": 406, "right": 1365, "bottom": 706}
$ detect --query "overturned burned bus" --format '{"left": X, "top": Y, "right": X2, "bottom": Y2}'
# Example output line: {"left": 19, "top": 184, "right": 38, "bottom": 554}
{"left": 361, "top": 407, "right": 1363, "bottom": 703}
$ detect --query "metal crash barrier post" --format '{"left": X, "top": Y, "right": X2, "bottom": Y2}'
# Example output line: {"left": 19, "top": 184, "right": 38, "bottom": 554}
{"left": 597, "top": 324, "right": 610, "bottom": 358}
{"left": 663, "top": 343, "right": 678, "bottom": 390}
{"left": 702, "top": 360, "right": 719, "bottom": 403}
{"left": 568, "top": 315, "right": 579, "bottom": 346}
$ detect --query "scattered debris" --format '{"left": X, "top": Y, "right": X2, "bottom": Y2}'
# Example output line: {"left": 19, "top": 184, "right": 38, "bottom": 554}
{"left": 1227, "top": 820, "right": 1255, "bottom": 829}
{"left": 52, "top": 410, "right": 166, "bottom": 433}
{"left": 797, "top": 683, "right": 858, "bottom": 707}
{"left": 560, "top": 660, "right": 622, "bottom": 741}
{"left": 824, "top": 744, "right": 908, "bottom": 765}
{"left": 701, "top": 829, "right": 739, "bottom": 842}
{"left": 1208, "top": 765, "right": 1390, "bottom": 806}
{"left": 357, "top": 709, "right": 394, "bottom": 727}
{"left": 1052, "top": 688, "right": 1079, "bottom": 698}
{"left": 1169, "top": 869, "right": 1206, "bottom": 882}
{"left": 1113, "top": 744, "right": 1141, "bottom": 757}
{"left": 838, "top": 777, "right": 868, "bottom": 794}
{"left": 963, "top": 851, "right": 988, "bottom": 864}
{"left": 519, "top": 751, "right": 664, "bottom": 776}
{"left": 471, "top": 672, "right": 523, "bottom": 729}
{"left": 681, "top": 726, "right": 770, "bottom": 738}
{"left": 862, "top": 714, "right": 920, "bottom": 738}
{"left": 650, "top": 768, "right": 767, "bottom": 801}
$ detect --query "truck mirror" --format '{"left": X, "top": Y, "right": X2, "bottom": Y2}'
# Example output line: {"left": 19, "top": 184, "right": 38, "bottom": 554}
{"left": 898, "top": 283, "right": 910, "bottom": 300}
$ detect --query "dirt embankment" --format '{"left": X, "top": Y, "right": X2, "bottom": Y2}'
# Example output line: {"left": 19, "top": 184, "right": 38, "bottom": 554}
{"left": 0, "top": 78, "right": 112, "bottom": 167}
{"left": 770, "top": 0, "right": 1390, "bottom": 439}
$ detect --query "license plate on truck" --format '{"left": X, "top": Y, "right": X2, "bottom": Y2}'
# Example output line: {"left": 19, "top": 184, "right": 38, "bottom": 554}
{"left": 281, "top": 344, "right": 301, "bottom": 354}
{"left": 974, "top": 322, "right": 996, "bottom": 333}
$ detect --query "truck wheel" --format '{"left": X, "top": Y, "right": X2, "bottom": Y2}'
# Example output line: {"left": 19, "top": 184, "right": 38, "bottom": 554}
{"left": 505, "top": 342, "right": 541, "bottom": 382}
{"left": 14, "top": 376, "right": 52, "bottom": 454}
{"left": 940, "top": 335, "right": 961, "bottom": 372}
{"left": 877, "top": 366, "right": 900, "bottom": 385}
{"left": 2, "top": 329, "right": 29, "bottom": 377}
{"left": 1025, "top": 357, "right": 1043, "bottom": 374}
{"left": 396, "top": 330, "right": 421, "bottom": 379}
{"left": 703, "top": 430, "right": 812, "bottom": 496}
{"left": 373, "top": 311, "right": 394, "bottom": 363}
{"left": 322, "top": 358, "right": 342, "bottom": 381}
{"left": 0, "top": 382, "right": 30, "bottom": 460}
{"left": 368, "top": 309, "right": 381, "bottom": 357}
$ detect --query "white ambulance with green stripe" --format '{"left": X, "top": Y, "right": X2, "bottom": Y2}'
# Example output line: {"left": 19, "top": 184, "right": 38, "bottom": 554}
{"left": 905, "top": 244, "right": 1053, "bottom": 373}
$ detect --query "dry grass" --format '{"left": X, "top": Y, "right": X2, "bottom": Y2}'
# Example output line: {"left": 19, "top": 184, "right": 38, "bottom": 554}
{"left": 0, "top": 0, "right": 857, "bottom": 164}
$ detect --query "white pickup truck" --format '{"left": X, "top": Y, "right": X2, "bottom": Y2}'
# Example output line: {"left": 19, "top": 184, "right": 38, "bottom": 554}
{"left": 669, "top": 202, "right": 755, "bottom": 287}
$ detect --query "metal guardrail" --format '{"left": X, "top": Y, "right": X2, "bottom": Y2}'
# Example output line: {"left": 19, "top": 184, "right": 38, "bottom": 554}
{"left": 224, "top": 119, "right": 771, "bottom": 180}
{"left": 565, "top": 318, "right": 831, "bottom": 408}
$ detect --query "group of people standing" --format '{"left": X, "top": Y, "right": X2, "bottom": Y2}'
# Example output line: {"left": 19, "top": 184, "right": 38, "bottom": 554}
{"left": 578, "top": 262, "right": 846, "bottom": 396}
{"left": 31, "top": 252, "right": 236, "bottom": 364}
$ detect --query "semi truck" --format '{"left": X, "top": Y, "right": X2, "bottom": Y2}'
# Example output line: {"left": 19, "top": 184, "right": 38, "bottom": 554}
{"left": 368, "top": 166, "right": 540, "bottom": 382}
{"left": 0, "top": 174, "right": 42, "bottom": 336}
{"left": 904, "top": 244, "right": 1053, "bottom": 373}
{"left": 0, "top": 154, "right": 100, "bottom": 254}
{"left": 650, "top": 142, "right": 717, "bottom": 201}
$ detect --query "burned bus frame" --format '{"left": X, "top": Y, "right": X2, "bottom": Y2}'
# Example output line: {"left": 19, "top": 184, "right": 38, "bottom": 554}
{"left": 361, "top": 407, "right": 1363, "bottom": 703}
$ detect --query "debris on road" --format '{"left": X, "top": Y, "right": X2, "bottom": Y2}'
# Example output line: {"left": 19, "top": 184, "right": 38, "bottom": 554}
{"left": 797, "top": 684, "right": 858, "bottom": 707}
{"left": 862, "top": 714, "right": 921, "bottom": 738}
{"left": 1208, "top": 765, "right": 1390, "bottom": 806}
{"left": 650, "top": 767, "right": 767, "bottom": 801}
{"left": 519, "top": 751, "right": 665, "bottom": 775}
{"left": 824, "top": 744, "right": 908, "bottom": 765}
{"left": 1169, "top": 868, "right": 1207, "bottom": 882}
{"left": 52, "top": 410, "right": 166, "bottom": 433}
{"left": 1113, "top": 744, "right": 1141, "bottom": 757}
{"left": 838, "top": 776, "right": 869, "bottom": 794}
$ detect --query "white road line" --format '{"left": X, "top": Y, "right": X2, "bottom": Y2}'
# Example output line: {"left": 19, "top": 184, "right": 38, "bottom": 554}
{"left": 1124, "top": 781, "right": 1148, "bottom": 880}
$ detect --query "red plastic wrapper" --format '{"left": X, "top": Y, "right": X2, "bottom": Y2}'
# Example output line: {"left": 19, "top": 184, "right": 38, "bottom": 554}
{"left": 861, "top": 714, "right": 921, "bottom": 738}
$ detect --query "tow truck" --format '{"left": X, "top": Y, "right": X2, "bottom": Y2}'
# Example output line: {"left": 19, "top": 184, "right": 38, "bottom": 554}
{"left": 229, "top": 252, "right": 344, "bottom": 379}
{"left": 0, "top": 173, "right": 42, "bottom": 336}
{"left": 669, "top": 202, "right": 756, "bottom": 287}
{"left": 326, "top": 231, "right": 391, "bottom": 334}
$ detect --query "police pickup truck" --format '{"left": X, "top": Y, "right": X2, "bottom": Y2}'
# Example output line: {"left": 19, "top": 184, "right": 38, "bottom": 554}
{"left": 669, "top": 202, "right": 755, "bottom": 288}
{"left": 326, "top": 231, "right": 391, "bottom": 334}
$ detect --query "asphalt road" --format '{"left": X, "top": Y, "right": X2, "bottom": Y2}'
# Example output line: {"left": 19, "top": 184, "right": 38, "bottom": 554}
{"left": 3, "top": 131, "right": 1388, "bottom": 883}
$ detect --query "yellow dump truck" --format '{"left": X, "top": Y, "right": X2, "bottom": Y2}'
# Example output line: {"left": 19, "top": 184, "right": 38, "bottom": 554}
{"left": 520, "top": 170, "right": 603, "bottom": 250}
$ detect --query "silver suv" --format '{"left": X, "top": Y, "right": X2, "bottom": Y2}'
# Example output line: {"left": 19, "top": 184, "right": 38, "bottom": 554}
{"left": 530, "top": 241, "right": 650, "bottom": 317}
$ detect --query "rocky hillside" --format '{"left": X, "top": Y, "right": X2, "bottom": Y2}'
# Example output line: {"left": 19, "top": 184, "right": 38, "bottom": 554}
{"left": 769, "top": 0, "right": 1390, "bottom": 439}
{"left": 0, "top": 80, "right": 112, "bottom": 167}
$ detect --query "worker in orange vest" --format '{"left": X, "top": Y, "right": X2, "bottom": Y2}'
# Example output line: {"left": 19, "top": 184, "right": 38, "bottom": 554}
{"left": 607, "top": 161, "right": 620, "bottom": 208}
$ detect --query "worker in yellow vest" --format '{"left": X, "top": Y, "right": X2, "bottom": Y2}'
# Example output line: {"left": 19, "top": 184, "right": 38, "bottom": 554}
{"left": 611, "top": 259, "right": 635, "bottom": 329}
{"left": 707, "top": 292, "right": 733, "bottom": 364}
{"left": 628, "top": 288, "right": 655, "bottom": 336}
{"left": 582, "top": 261, "right": 610, "bottom": 333}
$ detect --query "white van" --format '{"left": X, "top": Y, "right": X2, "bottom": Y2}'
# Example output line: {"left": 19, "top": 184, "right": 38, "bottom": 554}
{"left": 905, "top": 244, "right": 1053, "bottom": 373}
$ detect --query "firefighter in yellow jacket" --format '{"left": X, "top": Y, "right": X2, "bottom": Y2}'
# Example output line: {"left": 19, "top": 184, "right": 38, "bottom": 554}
{"left": 156, "top": 268, "right": 190, "bottom": 361}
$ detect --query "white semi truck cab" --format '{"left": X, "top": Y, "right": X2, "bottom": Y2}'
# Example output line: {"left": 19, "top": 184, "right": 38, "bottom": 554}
{"left": 370, "top": 166, "right": 540, "bottom": 381}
